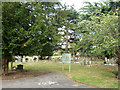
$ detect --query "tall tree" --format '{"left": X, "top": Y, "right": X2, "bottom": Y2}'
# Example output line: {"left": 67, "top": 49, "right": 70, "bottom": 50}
{"left": 58, "top": 5, "right": 79, "bottom": 53}
{"left": 2, "top": 2, "right": 35, "bottom": 74}
{"left": 2, "top": 1, "right": 67, "bottom": 74}
{"left": 79, "top": 0, "right": 120, "bottom": 21}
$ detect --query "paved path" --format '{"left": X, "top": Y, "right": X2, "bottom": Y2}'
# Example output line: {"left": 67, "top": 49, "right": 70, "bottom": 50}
{"left": 2, "top": 72, "right": 95, "bottom": 88}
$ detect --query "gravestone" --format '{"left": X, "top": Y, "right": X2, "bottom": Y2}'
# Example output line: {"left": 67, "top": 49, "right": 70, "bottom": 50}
{"left": 30, "top": 57, "right": 34, "bottom": 62}
{"left": 17, "top": 56, "right": 22, "bottom": 63}
{"left": 36, "top": 57, "right": 39, "bottom": 62}
{"left": 89, "top": 61, "right": 92, "bottom": 65}
{"left": 105, "top": 57, "right": 107, "bottom": 62}
{"left": 85, "top": 59, "right": 88, "bottom": 65}
{"left": 33, "top": 57, "right": 37, "bottom": 62}
{"left": 22, "top": 57, "right": 26, "bottom": 63}
{"left": 54, "top": 57, "right": 57, "bottom": 62}
{"left": 15, "top": 60, "right": 18, "bottom": 63}
{"left": 25, "top": 58, "right": 28, "bottom": 62}
{"left": 109, "top": 58, "right": 115, "bottom": 64}
{"left": 83, "top": 59, "right": 86, "bottom": 65}
{"left": 28, "top": 58, "right": 31, "bottom": 62}
{"left": 17, "top": 64, "right": 23, "bottom": 71}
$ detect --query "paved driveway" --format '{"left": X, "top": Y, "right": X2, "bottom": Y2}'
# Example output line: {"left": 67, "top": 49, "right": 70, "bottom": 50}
{"left": 2, "top": 72, "right": 95, "bottom": 88}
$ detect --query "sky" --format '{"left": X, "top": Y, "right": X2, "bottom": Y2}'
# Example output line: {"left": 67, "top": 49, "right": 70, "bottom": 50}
{"left": 60, "top": 0, "right": 103, "bottom": 11}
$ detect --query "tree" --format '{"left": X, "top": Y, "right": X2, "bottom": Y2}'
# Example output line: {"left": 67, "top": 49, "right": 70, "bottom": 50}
{"left": 76, "top": 14, "right": 118, "bottom": 58}
{"left": 76, "top": 0, "right": 120, "bottom": 79}
{"left": 75, "top": 0, "right": 120, "bottom": 58}
{"left": 58, "top": 5, "right": 79, "bottom": 54}
{"left": 2, "top": 1, "right": 69, "bottom": 74}
{"left": 79, "top": 0, "right": 120, "bottom": 21}
{"left": 2, "top": 2, "right": 36, "bottom": 75}
{"left": 28, "top": 2, "right": 65, "bottom": 59}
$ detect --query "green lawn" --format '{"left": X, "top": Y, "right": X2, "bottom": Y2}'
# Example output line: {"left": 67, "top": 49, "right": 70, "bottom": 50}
{"left": 13, "top": 61, "right": 118, "bottom": 88}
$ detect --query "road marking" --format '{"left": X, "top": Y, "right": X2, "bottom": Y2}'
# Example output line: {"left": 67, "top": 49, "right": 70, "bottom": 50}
{"left": 38, "top": 81, "right": 59, "bottom": 86}
{"left": 72, "top": 84, "right": 80, "bottom": 87}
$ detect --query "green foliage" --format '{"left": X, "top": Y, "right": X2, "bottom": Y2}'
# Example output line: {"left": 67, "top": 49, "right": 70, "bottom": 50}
{"left": 75, "top": 0, "right": 119, "bottom": 57}
{"left": 79, "top": 1, "right": 119, "bottom": 21}
{"left": 2, "top": 2, "right": 34, "bottom": 60}
{"left": 2, "top": 1, "right": 119, "bottom": 61}
{"left": 2, "top": 2, "right": 80, "bottom": 60}
{"left": 76, "top": 14, "right": 118, "bottom": 57}
{"left": 2, "top": 2, "right": 64, "bottom": 60}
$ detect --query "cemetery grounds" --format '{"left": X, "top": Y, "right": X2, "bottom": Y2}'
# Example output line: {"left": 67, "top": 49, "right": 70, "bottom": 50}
{"left": 2, "top": 56, "right": 119, "bottom": 88}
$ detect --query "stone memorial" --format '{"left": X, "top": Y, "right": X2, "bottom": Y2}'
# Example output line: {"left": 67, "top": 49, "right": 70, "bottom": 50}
{"left": 105, "top": 57, "right": 107, "bottom": 62}
{"left": 109, "top": 58, "right": 115, "bottom": 64}
{"left": 89, "top": 61, "right": 92, "bottom": 65}
{"left": 15, "top": 60, "right": 18, "bottom": 63}
{"left": 17, "top": 64, "right": 23, "bottom": 71}
{"left": 16, "top": 56, "right": 21, "bottom": 63}
{"left": 22, "top": 57, "right": 26, "bottom": 63}
{"left": 25, "top": 58, "right": 28, "bottom": 62}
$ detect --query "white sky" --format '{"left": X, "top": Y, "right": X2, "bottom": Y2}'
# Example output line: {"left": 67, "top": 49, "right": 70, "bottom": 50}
{"left": 60, "top": 0, "right": 102, "bottom": 11}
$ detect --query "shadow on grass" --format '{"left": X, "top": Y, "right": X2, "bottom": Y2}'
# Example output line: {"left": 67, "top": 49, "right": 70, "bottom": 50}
{"left": 112, "top": 71, "right": 118, "bottom": 78}
{"left": 2, "top": 69, "right": 51, "bottom": 80}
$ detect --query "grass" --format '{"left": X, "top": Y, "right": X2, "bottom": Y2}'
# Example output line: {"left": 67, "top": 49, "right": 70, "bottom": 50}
{"left": 8, "top": 60, "right": 118, "bottom": 88}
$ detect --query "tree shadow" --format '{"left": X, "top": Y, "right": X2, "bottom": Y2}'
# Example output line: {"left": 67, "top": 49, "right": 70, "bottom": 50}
{"left": 112, "top": 71, "right": 118, "bottom": 78}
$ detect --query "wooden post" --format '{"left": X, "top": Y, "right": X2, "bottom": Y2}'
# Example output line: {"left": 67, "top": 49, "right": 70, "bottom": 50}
{"left": 65, "top": 34, "right": 68, "bottom": 53}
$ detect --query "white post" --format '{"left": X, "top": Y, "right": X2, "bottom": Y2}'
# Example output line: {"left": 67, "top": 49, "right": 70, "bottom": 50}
{"left": 63, "top": 63, "right": 64, "bottom": 71}
{"left": 69, "top": 63, "right": 71, "bottom": 72}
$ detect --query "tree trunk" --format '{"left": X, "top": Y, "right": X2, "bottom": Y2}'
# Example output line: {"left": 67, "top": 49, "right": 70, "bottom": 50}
{"left": 118, "top": 64, "right": 120, "bottom": 80}
{"left": 117, "top": 56, "right": 120, "bottom": 80}
{"left": 65, "top": 33, "right": 68, "bottom": 53}
{"left": 2, "top": 58, "right": 6, "bottom": 75}
{"left": 6, "top": 60, "right": 9, "bottom": 75}
{"left": 2, "top": 58, "right": 9, "bottom": 75}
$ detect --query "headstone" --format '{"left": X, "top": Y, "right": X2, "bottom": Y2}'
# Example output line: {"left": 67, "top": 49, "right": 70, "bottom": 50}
{"left": 22, "top": 57, "right": 26, "bottom": 62}
{"left": 36, "top": 56, "right": 39, "bottom": 62}
{"left": 75, "top": 62, "right": 80, "bottom": 64}
{"left": 89, "top": 61, "right": 92, "bottom": 65}
{"left": 17, "top": 64, "right": 23, "bottom": 70}
{"left": 86, "top": 59, "right": 88, "bottom": 65}
{"left": 17, "top": 56, "right": 21, "bottom": 63}
{"left": 31, "top": 57, "right": 34, "bottom": 62}
{"left": 105, "top": 57, "right": 107, "bottom": 62}
{"left": 28, "top": 58, "right": 31, "bottom": 62}
{"left": 109, "top": 58, "right": 115, "bottom": 64}
{"left": 25, "top": 58, "right": 28, "bottom": 62}
{"left": 15, "top": 60, "right": 18, "bottom": 63}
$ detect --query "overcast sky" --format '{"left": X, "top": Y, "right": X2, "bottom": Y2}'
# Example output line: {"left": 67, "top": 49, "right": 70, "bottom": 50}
{"left": 60, "top": 0, "right": 103, "bottom": 11}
